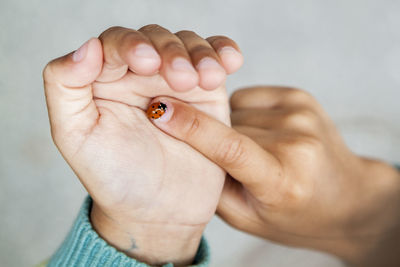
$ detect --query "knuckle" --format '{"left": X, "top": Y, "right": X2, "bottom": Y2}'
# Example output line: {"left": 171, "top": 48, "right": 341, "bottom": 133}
{"left": 139, "top": 24, "right": 162, "bottom": 32}
{"left": 161, "top": 40, "right": 186, "bottom": 55}
{"left": 282, "top": 109, "right": 318, "bottom": 129}
{"left": 214, "top": 135, "right": 248, "bottom": 167}
{"left": 191, "top": 45, "right": 215, "bottom": 57}
{"left": 283, "top": 182, "right": 311, "bottom": 204}
{"left": 105, "top": 26, "right": 124, "bottom": 33}
{"left": 210, "top": 35, "right": 229, "bottom": 41}
{"left": 230, "top": 89, "right": 241, "bottom": 99}
{"left": 285, "top": 88, "right": 316, "bottom": 105}
{"left": 120, "top": 31, "right": 144, "bottom": 46}
{"left": 101, "top": 27, "right": 143, "bottom": 46}
{"left": 207, "top": 35, "right": 229, "bottom": 46}
{"left": 230, "top": 89, "right": 241, "bottom": 103}
{"left": 287, "top": 88, "right": 311, "bottom": 98}
{"left": 99, "top": 26, "right": 124, "bottom": 39}
{"left": 230, "top": 87, "right": 267, "bottom": 107}
{"left": 181, "top": 113, "right": 201, "bottom": 140}
{"left": 176, "top": 30, "right": 196, "bottom": 36}
{"left": 281, "top": 136, "right": 322, "bottom": 162}
{"left": 229, "top": 89, "right": 247, "bottom": 106}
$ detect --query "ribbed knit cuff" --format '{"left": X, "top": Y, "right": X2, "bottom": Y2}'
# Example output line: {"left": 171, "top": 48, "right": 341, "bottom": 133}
{"left": 48, "top": 196, "right": 210, "bottom": 267}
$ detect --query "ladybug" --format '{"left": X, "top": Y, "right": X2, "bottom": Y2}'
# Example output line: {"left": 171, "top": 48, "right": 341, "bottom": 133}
{"left": 147, "top": 101, "right": 167, "bottom": 119}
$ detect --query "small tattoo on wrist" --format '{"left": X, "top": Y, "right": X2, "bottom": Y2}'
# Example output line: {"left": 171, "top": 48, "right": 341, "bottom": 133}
{"left": 123, "top": 237, "right": 138, "bottom": 253}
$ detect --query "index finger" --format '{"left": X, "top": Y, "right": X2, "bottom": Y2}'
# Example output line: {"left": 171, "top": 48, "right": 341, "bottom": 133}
{"left": 148, "top": 97, "right": 283, "bottom": 198}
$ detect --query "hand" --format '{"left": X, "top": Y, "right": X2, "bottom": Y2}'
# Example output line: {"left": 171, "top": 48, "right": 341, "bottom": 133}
{"left": 149, "top": 86, "right": 400, "bottom": 267}
{"left": 43, "top": 25, "right": 243, "bottom": 265}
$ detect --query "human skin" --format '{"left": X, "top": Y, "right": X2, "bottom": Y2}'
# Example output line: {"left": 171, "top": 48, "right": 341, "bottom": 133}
{"left": 42, "top": 25, "right": 243, "bottom": 266}
{"left": 150, "top": 86, "right": 400, "bottom": 267}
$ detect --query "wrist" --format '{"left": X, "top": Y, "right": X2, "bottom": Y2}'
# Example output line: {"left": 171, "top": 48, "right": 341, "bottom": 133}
{"left": 340, "top": 158, "right": 400, "bottom": 266}
{"left": 90, "top": 201, "right": 205, "bottom": 266}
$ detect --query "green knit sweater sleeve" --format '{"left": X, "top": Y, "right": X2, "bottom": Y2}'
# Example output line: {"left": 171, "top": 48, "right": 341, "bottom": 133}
{"left": 43, "top": 196, "right": 210, "bottom": 267}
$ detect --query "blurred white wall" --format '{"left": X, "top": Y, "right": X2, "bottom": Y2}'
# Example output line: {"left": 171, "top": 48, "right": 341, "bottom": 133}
{"left": 1, "top": 0, "right": 399, "bottom": 266}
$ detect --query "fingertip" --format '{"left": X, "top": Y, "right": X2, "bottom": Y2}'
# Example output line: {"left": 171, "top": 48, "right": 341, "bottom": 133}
{"left": 128, "top": 43, "right": 161, "bottom": 75}
{"left": 196, "top": 57, "right": 226, "bottom": 90}
{"left": 87, "top": 37, "right": 102, "bottom": 52}
{"left": 71, "top": 37, "right": 102, "bottom": 63}
{"left": 166, "top": 71, "right": 199, "bottom": 92}
{"left": 45, "top": 38, "right": 103, "bottom": 87}
{"left": 218, "top": 46, "right": 244, "bottom": 74}
{"left": 198, "top": 70, "right": 226, "bottom": 91}
{"left": 84, "top": 37, "right": 103, "bottom": 67}
{"left": 74, "top": 38, "right": 103, "bottom": 84}
{"left": 164, "top": 58, "right": 199, "bottom": 91}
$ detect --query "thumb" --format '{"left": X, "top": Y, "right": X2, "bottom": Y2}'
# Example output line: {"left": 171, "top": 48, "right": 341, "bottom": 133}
{"left": 147, "top": 97, "right": 282, "bottom": 197}
{"left": 43, "top": 38, "right": 103, "bottom": 140}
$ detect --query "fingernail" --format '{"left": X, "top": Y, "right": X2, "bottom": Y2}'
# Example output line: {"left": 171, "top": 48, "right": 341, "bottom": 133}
{"left": 72, "top": 39, "right": 90, "bottom": 62}
{"left": 134, "top": 44, "right": 160, "bottom": 59}
{"left": 196, "top": 57, "right": 225, "bottom": 71}
{"left": 147, "top": 101, "right": 167, "bottom": 119}
{"left": 218, "top": 46, "right": 240, "bottom": 57}
{"left": 171, "top": 57, "right": 196, "bottom": 73}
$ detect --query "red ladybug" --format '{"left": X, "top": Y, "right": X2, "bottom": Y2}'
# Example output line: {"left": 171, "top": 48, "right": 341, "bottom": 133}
{"left": 147, "top": 101, "right": 167, "bottom": 119}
